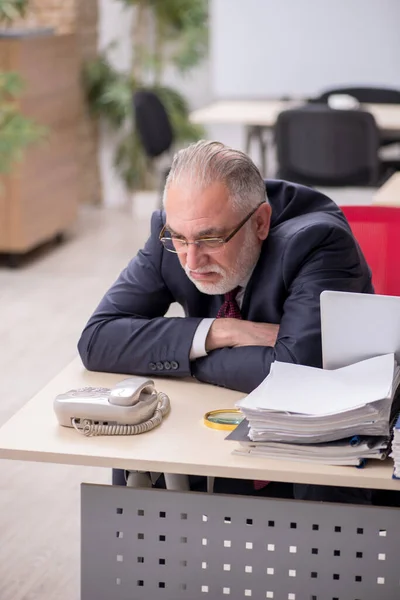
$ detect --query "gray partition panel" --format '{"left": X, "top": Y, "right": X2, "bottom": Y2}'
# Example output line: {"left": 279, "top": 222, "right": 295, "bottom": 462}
{"left": 81, "top": 484, "right": 400, "bottom": 600}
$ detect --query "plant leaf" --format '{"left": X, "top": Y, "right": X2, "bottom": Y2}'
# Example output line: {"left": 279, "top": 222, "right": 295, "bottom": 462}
{"left": 0, "top": 108, "right": 47, "bottom": 174}
{"left": 83, "top": 55, "right": 132, "bottom": 127}
{"left": 0, "top": 0, "right": 29, "bottom": 24}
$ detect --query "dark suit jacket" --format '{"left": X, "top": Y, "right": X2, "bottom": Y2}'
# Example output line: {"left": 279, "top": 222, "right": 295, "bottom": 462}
{"left": 78, "top": 180, "right": 373, "bottom": 393}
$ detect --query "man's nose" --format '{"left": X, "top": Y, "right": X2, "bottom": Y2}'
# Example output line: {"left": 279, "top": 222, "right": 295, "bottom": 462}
{"left": 185, "top": 243, "right": 207, "bottom": 270}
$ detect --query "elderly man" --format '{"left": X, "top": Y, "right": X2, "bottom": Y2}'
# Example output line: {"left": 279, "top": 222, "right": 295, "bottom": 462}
{"left": 78, "top": 140, "right": 373, "bottom": 503}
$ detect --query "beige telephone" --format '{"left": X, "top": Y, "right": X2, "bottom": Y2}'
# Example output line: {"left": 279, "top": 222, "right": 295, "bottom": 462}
{"left": 54, "top": 377, "right": 170, "bottom": 436}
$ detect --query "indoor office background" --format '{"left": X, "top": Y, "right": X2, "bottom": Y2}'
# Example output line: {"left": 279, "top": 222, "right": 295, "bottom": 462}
{"left": 0, "top": 1, "right": 399, "bottom": 598}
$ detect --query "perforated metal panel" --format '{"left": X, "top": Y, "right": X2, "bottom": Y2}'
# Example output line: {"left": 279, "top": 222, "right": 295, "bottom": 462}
{"left": 81, "top": 484, "right": 400, "bottom": 600}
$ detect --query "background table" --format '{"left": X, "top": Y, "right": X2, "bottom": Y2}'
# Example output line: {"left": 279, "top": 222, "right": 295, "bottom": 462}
{"left": 191, "top": 100, "right": 400, "bottom": 132}
{"left": 191, "top": 100, "right": 400, "bottom": 176}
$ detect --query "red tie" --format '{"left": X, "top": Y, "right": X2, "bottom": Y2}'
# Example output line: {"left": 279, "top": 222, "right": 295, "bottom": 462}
{"left": 216, "top": 288, "right": 269, "bottom": 492}
{"left": 216, "top": 287, "right": 243, "bottom": 320}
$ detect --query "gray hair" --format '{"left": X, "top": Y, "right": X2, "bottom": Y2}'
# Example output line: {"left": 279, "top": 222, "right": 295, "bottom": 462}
{"left": 163, "top": 140, "right": 267, "bottom": 212}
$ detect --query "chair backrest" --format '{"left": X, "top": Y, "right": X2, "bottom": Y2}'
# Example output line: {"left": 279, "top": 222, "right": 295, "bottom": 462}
{"left": 133, "top": 90, "right": 174, "bottom": 158}
{"left": 275, "top": 105, "right": 380, "bottom": 186}
{"left": 340, "top": 206, "right": 400, "bottom": 296}
{"left": 317, "top": 86, "right": 400, "bottom": 105}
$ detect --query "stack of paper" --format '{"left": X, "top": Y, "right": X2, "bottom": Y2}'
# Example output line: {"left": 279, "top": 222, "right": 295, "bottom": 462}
{"left": 231, "top": 354, "right": 400, "bottom": 466}
{"left": 390, "top": 414, "right": 400, "bottom": 478}
{"left": 227, "top": 419, "right": 388, "bottom": 466}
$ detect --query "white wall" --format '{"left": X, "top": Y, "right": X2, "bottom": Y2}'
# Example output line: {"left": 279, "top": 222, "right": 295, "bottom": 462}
{"left": 211, "top": 0, "right": 400, "bottom": 99}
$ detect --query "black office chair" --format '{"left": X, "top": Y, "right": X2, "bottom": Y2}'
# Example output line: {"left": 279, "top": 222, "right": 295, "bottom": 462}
{"left": 133, "top": 89, "right": 174, "bottom": 200}
{"left": 133, "top": 89, "right": 174, "bottom": 158}
{"left": 311, "top": 87, "right": 400, "bottom": 149}
{"left": 315, "top": 86, "right": 400, "bottom": 105}
{"left": 275, "top": 104, "right": 391, "bottom": 187}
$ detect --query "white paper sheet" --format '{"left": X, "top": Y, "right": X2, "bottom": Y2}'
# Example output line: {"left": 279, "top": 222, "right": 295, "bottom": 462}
{"left": 237, "top": 354, "right": 395, "bottom": 416}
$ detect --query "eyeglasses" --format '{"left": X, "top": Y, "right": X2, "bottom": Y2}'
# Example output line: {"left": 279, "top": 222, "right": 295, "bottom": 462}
{"left": 159, "top": 202, "right": 265, "bottom": 254}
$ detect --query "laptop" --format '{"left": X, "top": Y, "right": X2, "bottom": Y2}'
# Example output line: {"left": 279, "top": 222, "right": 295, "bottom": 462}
{"left": 320, "top": 290, "right": 400, "bottom": 370}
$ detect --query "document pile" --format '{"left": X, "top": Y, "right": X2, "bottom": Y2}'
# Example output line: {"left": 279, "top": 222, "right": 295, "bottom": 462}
{"left": 231, "top": 354, "right": 400, "bottom": 466}
{"left": 390, "top": 414, "right": 400, "bottom": 478}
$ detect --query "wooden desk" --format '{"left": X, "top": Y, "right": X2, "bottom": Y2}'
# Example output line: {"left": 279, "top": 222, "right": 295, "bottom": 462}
{"left": 1, "top": 358, "right": 400, "bottom": 600}
{"left": 373, "top": 172, "right": 400, "bottom": 206}
{"left": 0, "top": 357, "right": 398, "bottom": 490}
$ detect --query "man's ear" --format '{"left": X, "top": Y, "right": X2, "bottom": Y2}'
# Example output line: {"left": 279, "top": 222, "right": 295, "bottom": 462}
{"left": 255, "top": 203, "right": 272, "bottom": 240}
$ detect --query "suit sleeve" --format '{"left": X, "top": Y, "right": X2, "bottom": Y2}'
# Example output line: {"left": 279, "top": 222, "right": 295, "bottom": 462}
{"left": 77, "top": 211, "right": 202, "bottom": 377}
{"left": 191, "top": 222, "right": 372, "bottom": 393}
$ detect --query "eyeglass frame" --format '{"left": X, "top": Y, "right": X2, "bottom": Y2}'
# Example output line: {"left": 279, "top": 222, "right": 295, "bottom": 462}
{"left": 159, "top": 201, "right": 266, "bottom": 254}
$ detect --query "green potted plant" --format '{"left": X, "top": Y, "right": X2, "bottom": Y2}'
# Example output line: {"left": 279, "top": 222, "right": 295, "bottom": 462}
{"left": 0, "top": 0, "right": 45, "bottom": 177}
{"left": 83, "top": 0, "right": 207, "bottom": 194}
{"left": 0, "top": 72, "right": 45, "bottom": 175}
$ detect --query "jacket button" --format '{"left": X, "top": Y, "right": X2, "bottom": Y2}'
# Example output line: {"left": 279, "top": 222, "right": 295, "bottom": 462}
{"left": 164, "top": 361, "right": 171, "bottom": 370}
{"left": 171, "top": 360, "right": 179, "bottom": 370}
{"left": 149, "top": 362, "right": 157, "bottom": 371}
{"left": 156, "top": 362, "right": 164, "bottom": 371}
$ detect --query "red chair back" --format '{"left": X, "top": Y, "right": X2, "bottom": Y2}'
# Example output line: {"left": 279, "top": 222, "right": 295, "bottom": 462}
{"left": 340, "top": 206, "right": 400, "bottom": 296}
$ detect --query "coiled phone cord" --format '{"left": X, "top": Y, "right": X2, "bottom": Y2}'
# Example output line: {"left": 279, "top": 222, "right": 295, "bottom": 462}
{"left": 71, "top": 391, "right": 170, "bottom": 437}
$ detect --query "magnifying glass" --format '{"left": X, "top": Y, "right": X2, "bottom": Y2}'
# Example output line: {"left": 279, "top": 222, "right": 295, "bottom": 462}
{"left": 203, "top": 409, "right": 244, "bottom": 431}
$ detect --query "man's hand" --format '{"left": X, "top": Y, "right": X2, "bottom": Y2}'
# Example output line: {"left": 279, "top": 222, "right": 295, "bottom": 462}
{"left": 231, "top": 320, "right": 280, "bottom": 348}
{"left": 205, "top": 318, "right": 280, "bottom": 351}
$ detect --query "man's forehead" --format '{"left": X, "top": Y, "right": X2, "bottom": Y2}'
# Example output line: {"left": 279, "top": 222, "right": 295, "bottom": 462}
{"left": 166, "top": 180, "right": 229, "bottom": 204}
{"left": 164, "top": 182, "right": 235, "bottom": 236}
{"left": 165, "top": 181, "right": 231, "bottom": 213}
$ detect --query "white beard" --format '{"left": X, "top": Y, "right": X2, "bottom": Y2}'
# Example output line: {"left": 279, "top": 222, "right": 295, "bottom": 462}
{"left": 184, "top": 228, "right": 261, "bottom": 295}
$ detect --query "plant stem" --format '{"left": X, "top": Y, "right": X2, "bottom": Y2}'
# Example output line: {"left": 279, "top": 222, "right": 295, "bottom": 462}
{"left": 153, "top": 12, "right": 164, "bottom": 86}
{"left": 131, "top": 3, "right": 147, "bottom": 84}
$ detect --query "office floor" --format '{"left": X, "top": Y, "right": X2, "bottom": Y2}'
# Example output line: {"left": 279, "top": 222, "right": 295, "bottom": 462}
{"left": 0, "top": 186, "right": 375, "bottom": 600}
{"left": 0, "top": 204, "right": 168, "bottom": 600}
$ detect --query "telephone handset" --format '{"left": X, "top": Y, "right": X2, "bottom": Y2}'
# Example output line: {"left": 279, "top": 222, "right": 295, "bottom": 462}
{"left": 54, "top": 377, "right": 170, "bottom": 436}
